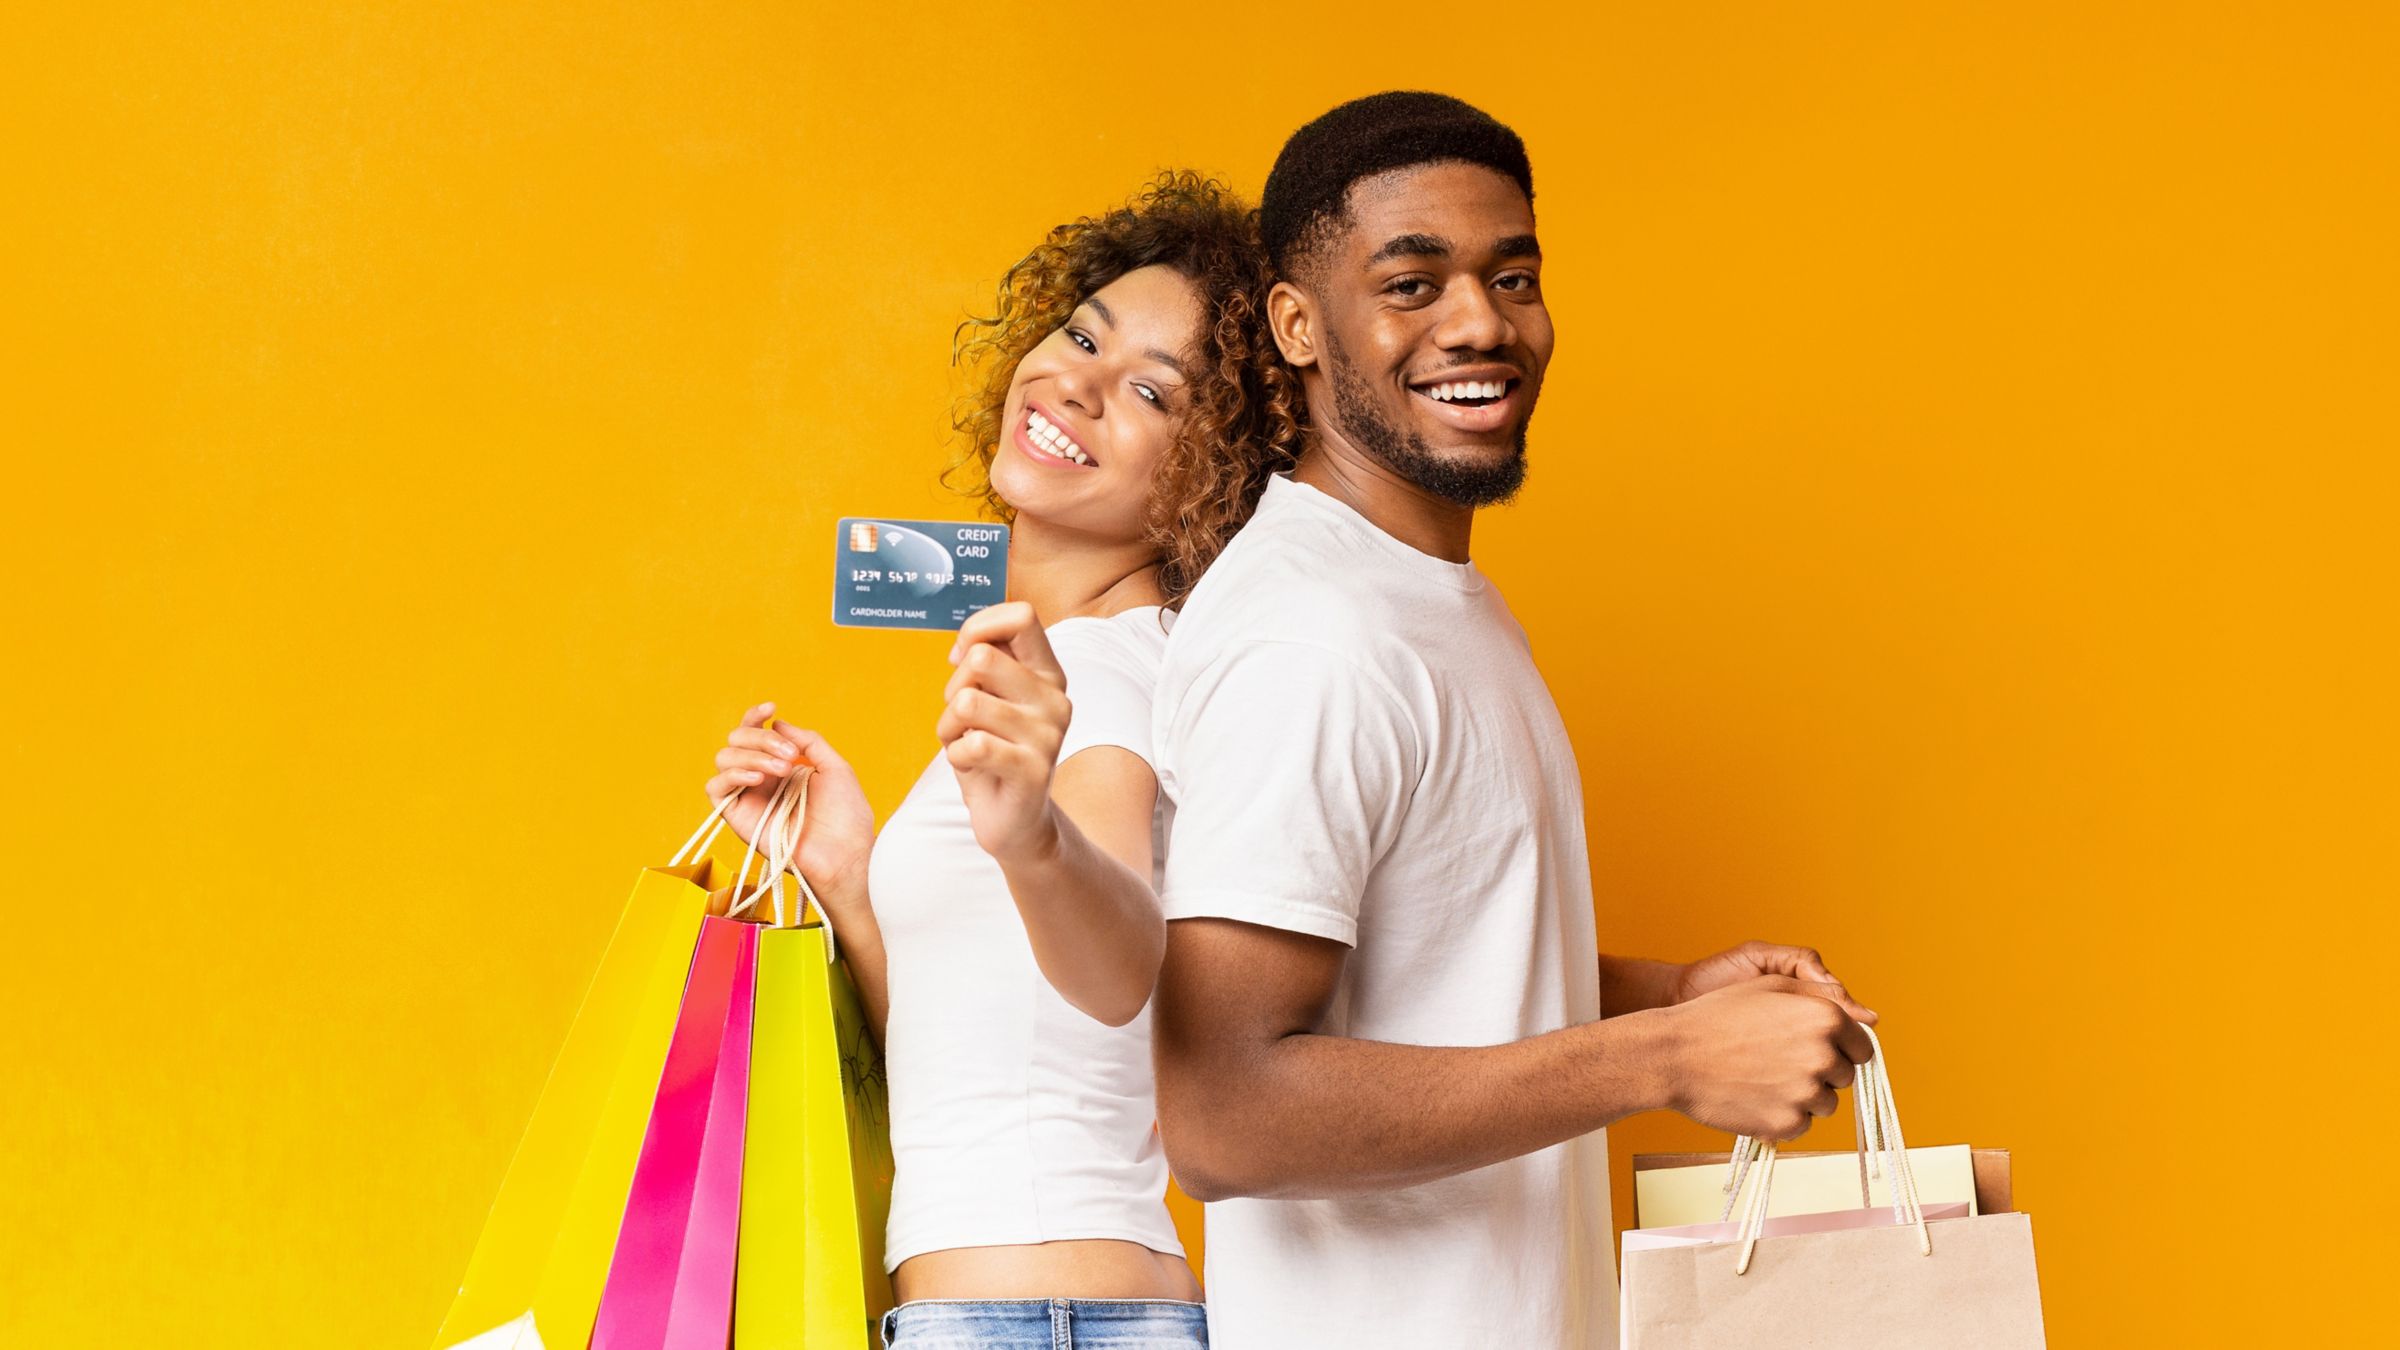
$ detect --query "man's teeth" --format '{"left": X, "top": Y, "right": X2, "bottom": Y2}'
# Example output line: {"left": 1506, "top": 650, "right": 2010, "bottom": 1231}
{"left": 1025, "top": 410, "right": 1092, "bottom": 465}
{"left": 1420, "top": 380, "right": 1509, "bottom": 402}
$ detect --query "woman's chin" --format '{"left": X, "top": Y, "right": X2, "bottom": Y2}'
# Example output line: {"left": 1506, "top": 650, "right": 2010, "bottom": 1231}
{"left": 988, "top": 458, "right": 1038, "bottom": 514}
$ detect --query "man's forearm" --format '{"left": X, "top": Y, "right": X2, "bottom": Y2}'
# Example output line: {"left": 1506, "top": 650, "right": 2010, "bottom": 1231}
{"left": 1158, "top": 1009, "right": 1683, "bottom": 1202}
{"left": 1598, "top": 952, "right": 1685, "bottom": 1017}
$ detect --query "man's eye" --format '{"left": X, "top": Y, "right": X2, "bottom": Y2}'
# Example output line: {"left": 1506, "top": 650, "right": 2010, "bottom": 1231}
{"left": 1389, "top": 278, "right": 1433, "bottom": 298}
{"left": 1068, "top": 329, "right": 1097, "bottom": 353}
{"left": 1497, "top": 273, "right": 1539, "bottom": 292}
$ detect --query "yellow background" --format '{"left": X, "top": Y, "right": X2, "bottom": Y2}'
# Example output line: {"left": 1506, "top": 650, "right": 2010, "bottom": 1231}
{"left": 4, "top": 3, "right": 2393, "bottom": 1345}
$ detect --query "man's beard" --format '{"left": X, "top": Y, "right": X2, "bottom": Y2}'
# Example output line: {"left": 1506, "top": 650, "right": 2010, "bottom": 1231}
{"left": 1324, "top": 331, "right": 1530, "bottom": 508}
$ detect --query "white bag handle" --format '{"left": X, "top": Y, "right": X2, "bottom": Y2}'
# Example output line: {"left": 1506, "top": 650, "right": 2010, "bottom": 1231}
{"left": 666, "top": 774, "right": 835, "bottom": 959}
{"left": 1720, "top": 1024, "right": 1931, "bottom": 1275}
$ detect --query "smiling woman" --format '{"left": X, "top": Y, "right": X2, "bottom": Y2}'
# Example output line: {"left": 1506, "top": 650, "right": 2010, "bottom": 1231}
{"left": 948, "top": 170, "right": 1304, "bottom": 607}
{"left": 691, "top": 168, "right": 1303, "bottom": 1350}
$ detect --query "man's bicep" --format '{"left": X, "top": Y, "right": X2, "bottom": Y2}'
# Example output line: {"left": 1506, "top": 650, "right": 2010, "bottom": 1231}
{"left": 1152, "top": 917, "right": 1348, "bottom": 1198}
{"left": 1154, "top": 917, "right": 1347, "bottom": 1066}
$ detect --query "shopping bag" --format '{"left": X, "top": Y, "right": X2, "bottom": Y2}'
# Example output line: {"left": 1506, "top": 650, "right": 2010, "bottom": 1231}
{"left": 1620, "top": 1029, "right": 2048, "bottom": 1349}
{"left": 1632, "top": 1144, "right": 1985, "bottom": 1226}
{"left": 589, "top": 914, "right": 759, "bottom": 1350}
{"left": 1632, "top": 1138, "right": 2006, "bottom": 1215}
{"left": 1622, "top": 1199, "right": 1972, "bottom": 1253}
{"left": 731, "top": 773, "right": 898, "bottom": 1348}
{"left": 430, "top": 858, "right": 720, "bottom": 1350}
{"left": 1621, "top": 1210, "right": 2045, "bottom": 1348}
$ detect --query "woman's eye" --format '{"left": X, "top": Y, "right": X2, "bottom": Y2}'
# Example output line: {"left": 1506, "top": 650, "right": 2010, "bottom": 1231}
{"left": 1134, "top": 384, "right": 1164, "bottom": 408}
{"left": 1068, "top": 328, "right": 1097, "bottom": 353}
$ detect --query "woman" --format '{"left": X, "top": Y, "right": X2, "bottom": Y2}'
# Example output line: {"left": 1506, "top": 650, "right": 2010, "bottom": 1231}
{"left": 704, "top": 172, "right": 1296, "bottom": 1349}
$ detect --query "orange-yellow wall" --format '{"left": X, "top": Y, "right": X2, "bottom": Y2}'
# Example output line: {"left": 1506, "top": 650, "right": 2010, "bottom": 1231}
{"left": 4, "top": 4, "right": 2393, "bottom": 1345}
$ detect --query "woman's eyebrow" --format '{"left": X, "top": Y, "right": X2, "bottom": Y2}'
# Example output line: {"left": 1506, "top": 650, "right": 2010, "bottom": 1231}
{"left": 1077, "top": 296, "right": 1184, "bottom": 375}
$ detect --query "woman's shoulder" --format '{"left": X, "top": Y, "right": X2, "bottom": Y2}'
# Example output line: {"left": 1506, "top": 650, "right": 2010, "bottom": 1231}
{"left": 1048, "top": 605, "right": 1169, "bottom": 659}
{"left": 1045, "top": 605, "right": 1169, "bottom": 690}
{"left": 1044, "top": 607, "right": 1168, "bottom": 761}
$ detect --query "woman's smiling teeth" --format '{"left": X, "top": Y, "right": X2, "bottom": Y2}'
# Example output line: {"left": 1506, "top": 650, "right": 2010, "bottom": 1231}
{"left": 1416, "top": 379, "right": 1512, "bottom": 404}
{"left": 1026, "top": 409, "right": 1093, "bottom": 465}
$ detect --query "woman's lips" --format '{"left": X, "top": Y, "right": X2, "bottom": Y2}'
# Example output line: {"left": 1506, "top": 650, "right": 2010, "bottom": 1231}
{"left": 1011, "top": 402, "right": 1099, "bottom": 470}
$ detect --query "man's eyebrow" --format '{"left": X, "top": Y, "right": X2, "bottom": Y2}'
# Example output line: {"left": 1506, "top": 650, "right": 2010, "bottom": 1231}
{"left": 1365, "top": 232, "right": 1450, "bottom": 266}
{"left": 1084, "top": 297, "right": 1116, "bottom": 329}
{"left": 1495, "top": 233, "right": 1542, "bottom": 260}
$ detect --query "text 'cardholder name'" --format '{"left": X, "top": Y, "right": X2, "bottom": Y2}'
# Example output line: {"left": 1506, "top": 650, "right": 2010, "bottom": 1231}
{"left": 832, "top": 517, "right": 1009, "bottom": 631}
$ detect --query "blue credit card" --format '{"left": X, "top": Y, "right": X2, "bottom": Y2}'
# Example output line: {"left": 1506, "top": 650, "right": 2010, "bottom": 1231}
{"left": 832, "top": 517, "right": 1010, "bottom": 630}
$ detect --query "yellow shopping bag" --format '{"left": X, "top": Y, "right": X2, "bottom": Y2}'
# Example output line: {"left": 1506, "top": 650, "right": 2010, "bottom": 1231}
{"left": 732, "top": 773, "right": 897, "bottom": 1348}
{"left": 430, "top": 857, "right": 719, "bottom": 1350}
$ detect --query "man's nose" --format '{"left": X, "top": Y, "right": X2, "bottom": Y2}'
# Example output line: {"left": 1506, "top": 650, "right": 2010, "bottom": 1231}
{"left": 1433, "top": 282, "right": 1517, "bottom": 354}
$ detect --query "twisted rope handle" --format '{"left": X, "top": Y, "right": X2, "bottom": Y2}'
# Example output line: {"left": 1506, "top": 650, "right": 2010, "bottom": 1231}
{"left": 1722, "top": 1024, "right": 1931, "bottom": 1276}
{"left": 667, "top": 771, "right": 834, "bottom": 958}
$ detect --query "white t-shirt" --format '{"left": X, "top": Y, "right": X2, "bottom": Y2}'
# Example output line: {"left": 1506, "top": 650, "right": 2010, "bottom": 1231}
{"left": 1153, "top": 475, "right": 1614, "bottom": 1349}
{"left": 866, "top": 605, "right": 1184, "bottom": 1271}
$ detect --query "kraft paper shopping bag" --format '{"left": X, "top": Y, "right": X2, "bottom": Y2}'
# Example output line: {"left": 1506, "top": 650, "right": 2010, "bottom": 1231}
{"left": 1620, "top": 1028, "right": 2046, "bottom": 1349}
{"left": 1621, "top": 1211, "right": 2046, "bottom": 1349}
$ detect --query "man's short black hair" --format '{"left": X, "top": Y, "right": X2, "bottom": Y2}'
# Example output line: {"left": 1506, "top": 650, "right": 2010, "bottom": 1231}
{"left": 1260, "top": 91, "right": 1534, "bottom": 280}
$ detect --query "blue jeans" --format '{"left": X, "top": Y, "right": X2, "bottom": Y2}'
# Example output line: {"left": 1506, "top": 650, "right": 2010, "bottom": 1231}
{"left": 880, "top": 1297, "right": 1209, "bottom": 1350}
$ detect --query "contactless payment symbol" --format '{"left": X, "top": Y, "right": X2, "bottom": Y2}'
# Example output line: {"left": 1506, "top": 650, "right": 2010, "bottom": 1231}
{"left": 832, "top": 517, "right": 1010, "bottom": 631}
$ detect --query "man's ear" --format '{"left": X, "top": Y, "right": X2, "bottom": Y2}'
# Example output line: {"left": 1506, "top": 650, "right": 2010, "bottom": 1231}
{"left": 1267, "top": 279, "right": 1318, "bottom": 370}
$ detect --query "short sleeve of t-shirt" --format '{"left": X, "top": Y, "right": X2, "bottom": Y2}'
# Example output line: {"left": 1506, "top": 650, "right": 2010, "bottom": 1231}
{"left": 1051, "top": 612, "right": 1167, "bottom": 770}
{"left": 1156, "top": 639, "right": 1419, "bottom": 947}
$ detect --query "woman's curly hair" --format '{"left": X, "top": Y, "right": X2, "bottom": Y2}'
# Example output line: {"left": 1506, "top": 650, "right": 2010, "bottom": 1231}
{"left": 947, "top": 170, "right": 1304, "bottom": 608}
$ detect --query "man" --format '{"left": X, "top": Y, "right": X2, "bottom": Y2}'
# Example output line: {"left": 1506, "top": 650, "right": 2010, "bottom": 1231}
{"left": 1149, "top": 92, "right": 1878, "bottom": 1348}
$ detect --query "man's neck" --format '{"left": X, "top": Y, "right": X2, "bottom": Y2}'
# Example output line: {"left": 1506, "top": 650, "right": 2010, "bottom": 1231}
{"left": 1006, "top": 515, "right": 1165, "bottom": 624}
{"left": 1291, "top": 426, "right": 1477, "bottom": 564}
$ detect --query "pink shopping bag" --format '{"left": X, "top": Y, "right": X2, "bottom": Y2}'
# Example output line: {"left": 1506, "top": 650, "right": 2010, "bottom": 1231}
{"left": 590, "top": 914, "right": 758, "bottom": 1350}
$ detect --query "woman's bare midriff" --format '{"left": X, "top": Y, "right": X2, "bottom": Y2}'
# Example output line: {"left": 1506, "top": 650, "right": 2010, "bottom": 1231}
{"left": 893, "top": 1238, "right": 1203, "bottom": 1304}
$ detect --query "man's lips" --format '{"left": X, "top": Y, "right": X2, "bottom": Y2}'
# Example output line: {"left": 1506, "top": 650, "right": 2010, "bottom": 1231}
{"left": 1407, "top": 375, "right": 1525, "bottom": 435}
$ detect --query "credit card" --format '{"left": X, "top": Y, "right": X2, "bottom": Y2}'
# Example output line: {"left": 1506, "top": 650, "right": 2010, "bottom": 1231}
{"left": 831, "top": 517, "right": 1010, "bottom": 631}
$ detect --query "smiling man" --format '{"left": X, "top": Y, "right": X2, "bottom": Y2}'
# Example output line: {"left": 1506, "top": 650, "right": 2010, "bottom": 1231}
{"left": 1148, "top": 93, "right": 1879, "bottom": 1348}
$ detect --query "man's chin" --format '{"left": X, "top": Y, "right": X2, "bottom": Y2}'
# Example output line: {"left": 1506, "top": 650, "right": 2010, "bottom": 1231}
{"left": 1394, "top": 439, "right": 1529, "bottom": 509}
{"left": 1421, "top": 433, "right": 1525, "bottom": 468}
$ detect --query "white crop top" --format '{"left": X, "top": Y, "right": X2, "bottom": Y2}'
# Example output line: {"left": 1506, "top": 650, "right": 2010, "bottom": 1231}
{"left": 865, "top": 605, "right": 1182, "bottom": 1271}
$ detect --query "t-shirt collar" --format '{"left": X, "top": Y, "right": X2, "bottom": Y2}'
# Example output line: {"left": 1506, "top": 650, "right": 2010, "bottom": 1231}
{"left": 1265, "top": 474, "right": 1487, "bottom": 593}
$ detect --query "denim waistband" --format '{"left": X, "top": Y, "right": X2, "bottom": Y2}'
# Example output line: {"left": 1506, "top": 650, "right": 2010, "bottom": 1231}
{"left": 880, "top": 1297, "right": 1208, "bottom": 1349}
